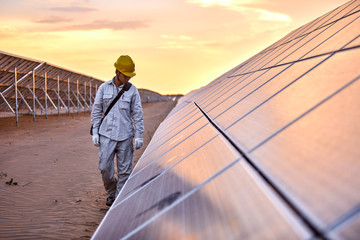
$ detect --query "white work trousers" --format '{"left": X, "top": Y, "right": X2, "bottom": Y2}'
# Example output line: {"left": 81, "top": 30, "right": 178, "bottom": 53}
{"left": 99, "top": 135, "right": 133, "bottom": 198}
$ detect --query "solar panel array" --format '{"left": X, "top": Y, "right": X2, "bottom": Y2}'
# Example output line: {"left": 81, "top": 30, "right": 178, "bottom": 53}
{"left": 92, "top": 1, "right": 360, "bottom": 239}
{"left": 0, "top": 51, "right": 103, "bottom": 117}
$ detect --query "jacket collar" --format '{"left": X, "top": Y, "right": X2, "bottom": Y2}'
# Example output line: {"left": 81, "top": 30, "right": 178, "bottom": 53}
{"left": 107, "top": 78, "right": 125, "bottom": 89}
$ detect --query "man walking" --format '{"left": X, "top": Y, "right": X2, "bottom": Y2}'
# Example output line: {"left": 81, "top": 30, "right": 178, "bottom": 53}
{"left": 91, "top": 55, "right": 144, "bottom": 206}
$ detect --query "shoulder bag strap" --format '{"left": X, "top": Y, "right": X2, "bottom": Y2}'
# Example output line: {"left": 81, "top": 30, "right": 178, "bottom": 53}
{"left": 91, "top": 82, "right": 132, "bottom": 135}
{"left": 103, "top": 82, "right": 132, "bottom": 118}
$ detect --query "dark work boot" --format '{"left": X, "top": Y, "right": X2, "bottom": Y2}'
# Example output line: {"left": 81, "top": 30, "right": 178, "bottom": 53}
{"left": 106, "top": 196, "right": 115, "bottom": 206}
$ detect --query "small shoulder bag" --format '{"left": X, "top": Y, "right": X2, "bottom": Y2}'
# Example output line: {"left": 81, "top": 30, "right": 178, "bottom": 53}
{"left": 90, "top": 82, "right": 132, "bottom": 135}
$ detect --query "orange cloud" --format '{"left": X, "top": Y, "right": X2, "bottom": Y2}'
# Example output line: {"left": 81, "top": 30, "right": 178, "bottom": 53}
{"left": 158, "top": 35, "right": 194, "bottom": 49}
{"left": 33, "top": 16, "right": 73, "bottom": 24}
{"left": 186, "top": 0, "right": 291, "bottom": 22}
{"left": 55, "top": 20, "right": 150, "bottom": 31}
{"left": 48, "top": 6, "right": 97, "bottom": 12}
{"left": 161, "top": 35, "right": 192, "bottom": 40}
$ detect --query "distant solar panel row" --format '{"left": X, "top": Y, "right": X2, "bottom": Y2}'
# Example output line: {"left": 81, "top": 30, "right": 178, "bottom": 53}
{"left": 92, "top": 1, "right": 360, "bottom": 239}
{"left": 0, "top": 51, "right": 103, "bottom": 116}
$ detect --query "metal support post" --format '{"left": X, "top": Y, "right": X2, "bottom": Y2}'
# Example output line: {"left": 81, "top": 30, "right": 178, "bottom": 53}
{"left": 27, "top": 86, "right": 45, "bottom": 112}
{"left": 84, "top": 82, "right": 87, "bottom": 114}
{"left": 33, "top": 70, "right": 36, "bottom": 122}
{"left": 1, "top": 62, "right": 45, "bottom": 96}
{"left": 0, "top": 92, "right": 15, "bottom": 114}
{"left": 89, "top": 82, "right": 92, "bottom": 112}
{"left": 65, "top": 92, "right": 77, "bottom": 108}
{"left": 67, "top": 78, "right": 70, "bottom": 116}
{"left": 71, "top": 90, "right": 84, "bottom": 108}
{"left": 93, "top": 84, "right": 98, "bottom": 110}
{"left": 45, "top": 72, "right": 48, "bottom": 119}
{"left": 41, "top": 88, "right": 57, "bottom": 110}
{"left": 57, "top": 76, "right": 60, "bottom": 116}
{"left": 15, "top": 68, "right": 18, "bottom": 127}
{"left": 17, "top": 90, "right": 32, "bottom": 112}
{"left": 77, "top": 80, "right": 79, "bottom": 115}
{"left": 53, "top": 89, "right": 67, "bottom": 110}
{"left": 77, "top": 93, "right": 89, "bottom": 108}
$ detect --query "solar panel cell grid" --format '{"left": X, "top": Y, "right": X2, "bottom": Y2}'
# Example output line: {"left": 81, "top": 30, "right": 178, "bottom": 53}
{"left": 311, "top": 0, "right": 357, "bottom": 31}
{"left": 347, "top": 35, "right": 360, "bottom": 49}
{"left": 141, "top": 109, "right": 202, "bottom": 154}
{"left": 202, "top": 66, "right": 288, "bottom": 114}
{"left": 265, "top": 10, "right": 359, "bottom": 67}
{"left": 296, "top": 13, "right": 360, "bottom": 58}
{"left": 153, "top": 104, "right": 198, "bottom": 136}
{"left": 94, "top": 135, "right": 241, "bottom": 239}
{"left": 161, "top": 102, "right": 193, "bottom": 123}
{"left": 128, "top": 161, "right": 311, "bottom": 240}
{"left": 330, "top": 212, "right": 360, "bottom": 240}
{"left": 212, "top": 56, "right": 327, "bottom": 129}
{"left": 226, "top": 49, "right": 360, "bottom": 152}
{"left": 227, "top": 51, "right": 274, "bottom": 77}
{"left": 120, "top": 133, "right": 235, "bottom": 204}
{"left": 259, "top": 1, "right": 357, "bottom": 61}
{"left": 264, "top": 28, "right": 335, "bottom": 68}
{"left": 197, "top": 77, "right": 245, "bottom": 109}
{"left": 195, "top": 77, "right": 236, "bottom": 106}
{"left": 344, "top": 1, "right": 360, "bottom": 14}
{"left": 132, "top": 119, "right": 214, "bottom": 177}
{"left": 251, "top": 76, "right": 360, "bottom": 228}
{"left": 132, "top": 115, "right": 209, "bottom": 173}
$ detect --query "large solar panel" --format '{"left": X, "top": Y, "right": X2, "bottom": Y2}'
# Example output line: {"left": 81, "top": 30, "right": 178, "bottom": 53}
{"left": 92, "top": 1, "right": 360, "bottom": 239}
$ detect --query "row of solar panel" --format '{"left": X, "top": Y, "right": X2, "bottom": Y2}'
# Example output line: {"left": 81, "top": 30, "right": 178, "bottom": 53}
{"left": 94, "top": 104, "right": 311, "bottom": 239}
{"left": 0, "top": 51, "right": 103, "bottom": 112}
{"left": 92, "top": 1, "right": 360, "bottom": 239}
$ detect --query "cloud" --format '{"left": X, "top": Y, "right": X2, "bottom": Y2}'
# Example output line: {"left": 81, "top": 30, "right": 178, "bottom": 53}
{"left": 158, "top": 35, "right": 235, "bottom": 51}
{"left": 186, "top": 0, "right": 291, "bottom": 22}
{"left": 161, "top": 35, "right": 192, "bottom": 40}
{"left": 72, "top": 0, "right": 91, "bottom": 4}
{"left": 157, "top": 43, "right": 195, "bottom": 49}
{"left": 33, "top": 16, "right": 73, "bottom": 24}
{"left": 59, "top": 20, "right": 149, "bottom": 31}
{"left": 254, "top": 9, "right": 291, "bottom": 21}
{"left": 48, "top": 6, "right": 97, "bottom": 12}
{"left": 158, "top": 35, "right": 194, "bottom": 49}
{"left": 187, "top": 0, "right": 254, "bottom": 7}
{"left": 0, "top": 28, "right": 16, "bottom": 39}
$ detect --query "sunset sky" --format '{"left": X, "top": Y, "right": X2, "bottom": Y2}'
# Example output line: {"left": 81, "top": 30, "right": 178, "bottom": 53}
{"left": 0, "top": 0, "right": 346, "bottom": 94}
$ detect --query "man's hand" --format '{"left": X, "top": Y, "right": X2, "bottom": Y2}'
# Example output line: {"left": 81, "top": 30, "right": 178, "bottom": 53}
{"left": 92, "top": 134, "right": 100, "bottom": 147}
{"left": 135, "top": 138, "right": 143, "bottom": 149}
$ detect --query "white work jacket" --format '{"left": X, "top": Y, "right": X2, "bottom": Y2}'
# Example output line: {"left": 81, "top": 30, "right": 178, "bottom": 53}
{"left": 91, "top": 78, "right": 144, "bottom": 141}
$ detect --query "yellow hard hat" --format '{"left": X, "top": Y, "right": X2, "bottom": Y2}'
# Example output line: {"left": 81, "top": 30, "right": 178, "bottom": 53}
{"left": 114, "top": 55, "right": 136, "bottom": 77}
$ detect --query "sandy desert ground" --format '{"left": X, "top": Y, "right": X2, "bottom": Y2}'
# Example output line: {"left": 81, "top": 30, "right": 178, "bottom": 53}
{"left": 0, "top": 101, "right": 177, "bottom": 240}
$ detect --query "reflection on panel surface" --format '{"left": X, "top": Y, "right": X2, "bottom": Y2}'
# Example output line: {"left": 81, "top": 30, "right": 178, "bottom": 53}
{"left": 130, "top": 162, "right": 311, "bottom": 240}
{"left": 92, "top": 1, "right": 360, "bottom": 239}
{"left": 251, "top": 78, "right": 360, "bottom": 228}
{"left": 330, "top": 213, "right": 360, "bottom": 240}
{"left": 226, "top": 49, "right": 360, "bottom": 151}
{"left": 93, "top": 134, "right": 241, "bottom": 239}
